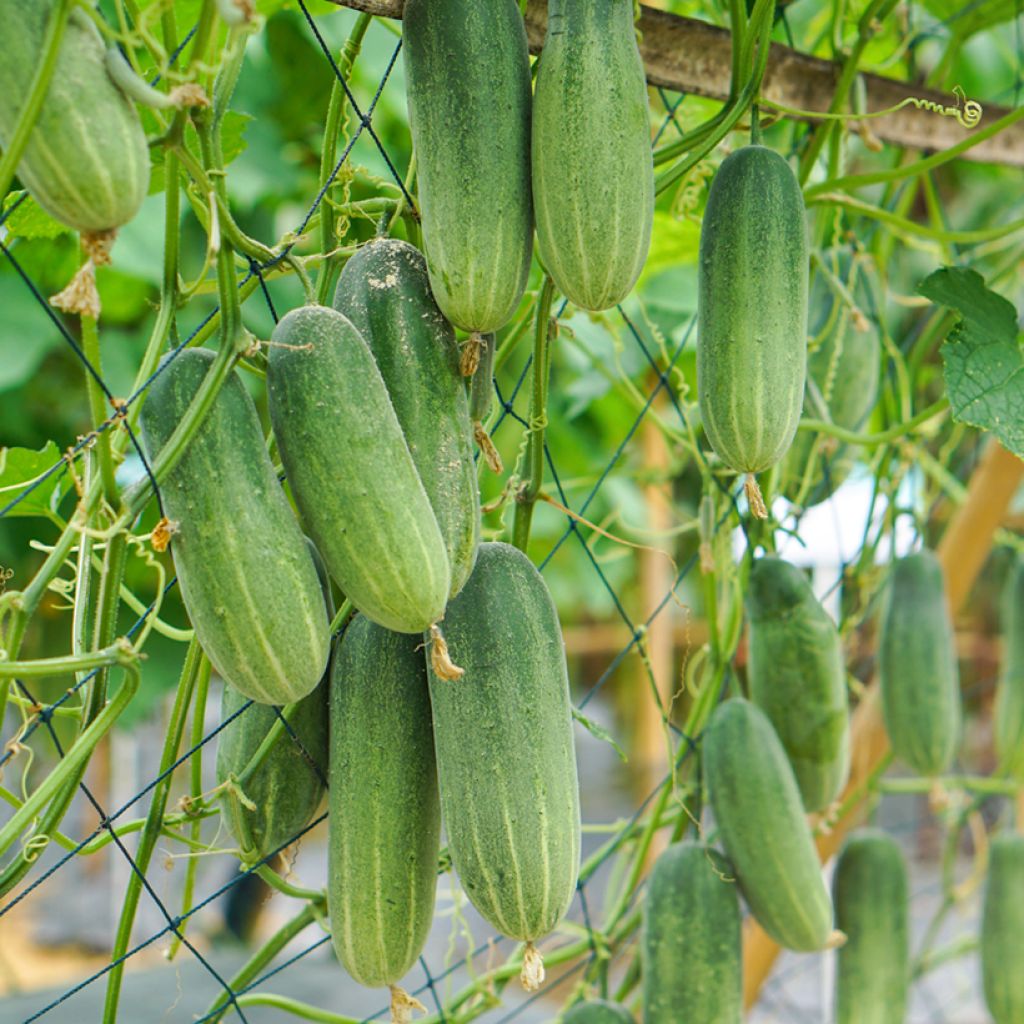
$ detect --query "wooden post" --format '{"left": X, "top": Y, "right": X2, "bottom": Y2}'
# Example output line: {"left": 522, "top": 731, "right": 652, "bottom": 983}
{"left": 743, "top": 441, "right": 1024, "bottom": 1007}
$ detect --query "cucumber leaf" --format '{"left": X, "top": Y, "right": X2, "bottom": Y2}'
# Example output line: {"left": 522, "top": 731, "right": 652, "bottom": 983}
{"left": 918, "top": 266, "right": 1024, "bottom": 459}
{"left": 0, "top": 442, "right": 64, "bottom": 519}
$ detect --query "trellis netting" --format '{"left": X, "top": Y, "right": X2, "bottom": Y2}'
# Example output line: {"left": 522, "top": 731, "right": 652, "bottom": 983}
{"left": 1, "top": 1, "right": 1023, "bottom": 1022}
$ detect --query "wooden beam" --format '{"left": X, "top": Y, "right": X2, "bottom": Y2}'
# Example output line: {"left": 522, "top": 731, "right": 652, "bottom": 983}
{"left": 742, "top": 441, "right": 1024, "bottom": 1007}
{"left": 321, "top": 0, "right": 1024, "bottom": 167}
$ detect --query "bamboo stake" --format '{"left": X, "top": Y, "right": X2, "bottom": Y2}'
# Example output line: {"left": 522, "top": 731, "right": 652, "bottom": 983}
{"left": 743, "top": 441, "right": 1024, "bottom": 1007}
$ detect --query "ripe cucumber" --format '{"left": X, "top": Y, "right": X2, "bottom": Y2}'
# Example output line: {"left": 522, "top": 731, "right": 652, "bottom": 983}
{"left": 0, "top": 2, "right": 149, "bottom": 233}
{"left": 267, "top": 304, "right": 450, "bottom": 634}
{"left": 982, "top": 834, "right": 1024, "bottom": 1024}
{"left": 216, "top": 676, "right": 328, "bottom": 863}
{"left": 878, "top": 550, "right": 961, "bottom": 777}
{"left": 697, "top": 146, "right": 808, "bottom": 501}
{"left": 403, "top": 0, "right": 533, "bottom": 334}
{"left": 996, "top": 557, "right": 1024, "bottom": 779}
{"left": 702, "top": 699, "right": 834, "bottom": 952}
{"left": 140, "top": 348, "right": 329, "bottom": 705}
{"left": 328, "top": 614, "right": 440, "bottom": 1000}
{"left": 532, "top": 0, "right": 654, "bottom": 311}
{"left": 425, "top": 543, "right": 580, "bottom": 981}
{"left": 333, "top": 238, "right": 480, "bottom": 597}
{"left": 833, "top": 830, "right": 909, "bottom": 1024}
{"left": 564, "top": 1001, "right": 634, "bottom": 1023}
{"left": 642, "top": 841, "right": 742, "bottom": 1024}
{"left": 746, "top": 556, "right": 850, "bottom": 812}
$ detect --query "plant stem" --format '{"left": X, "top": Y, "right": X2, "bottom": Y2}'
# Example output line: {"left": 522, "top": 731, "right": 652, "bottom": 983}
{"left": 797, "top": 397, "right": 949, "bottom": 446}
{"left": 512, "top": 277, "right": 556, "bottom": 552}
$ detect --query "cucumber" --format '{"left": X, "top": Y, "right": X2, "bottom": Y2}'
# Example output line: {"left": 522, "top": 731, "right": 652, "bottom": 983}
{"left": 878, "top": 550, "right": 961, "bottom": 777}
{"left": 702, "top": 699, "right": 834, "bottom": 952}
{"left": 982, "top": 834, "right": 1024, "bottom": 1024}
{"left": 267, "top": 304, "right": 450, "bottom": 634}
{"left": 426, "top": 543, "right": 580, "bottom": 984}
{"left": 833, "top": 830, "right": 909, "bottom": 1024}
{"left": 328, "top": 614, "right": 440, "bottom": 1002}
{"left": 783, "top": 258, "right": 880, "bottom": 507}
{"left": 996, "top": 557, "right": 1024, "bottom": 779}
{"left": 564, "top": 1001, "right": 634, "bottom": 1023}
{"left": 697, "top": 146, "right": 808, "bottom": 507}
{"left": 746, "top": 556, "right": 850, "bottom": 812}
{"left": 403, "top": 0, "right": 533, "bottom": 334}
{"left": 532, "top": 0, "right": 654, "bottom": 311}
{"left": 0, "top": 2, "right": 149, "bottom": 233}
{"left": 216, "top": 676, "right": 328, "bottom": 863}
{"left": 642, "top": 841, "right": 741, "bottom": 1024}
{"left": 140, "top": 348, "right": 329, "bottom": 705}
{"left": 333, "top": 238, "right": 480, "bottom": 597}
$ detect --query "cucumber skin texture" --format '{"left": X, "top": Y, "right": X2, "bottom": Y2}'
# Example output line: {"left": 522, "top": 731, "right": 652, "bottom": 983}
{"left": 216, "top": 678, "right": 328, "bottom": 861}
{"left": 642, "top": 842, "right": 742, "bottom": 1024}
{"left": 564, "top": 1001, "right": 634, "bottom": 1023}
{"left": 697, "top": 146, "right": 808, "bottom": 475}
{"left": 403, "top": 0, "right": 533, "bottom": 334}
{"left": 333, "top": 239, "right": 480, "bottom": 598}
{"left": 426, "top": 543, "right": 581, "bottom": 942}
{"left": 996, "top": 558, "right": 1024, "bottom": 779}
{"left": 140, "top": 348, "right": 329, "bottom": 706}
{"left": 833, "top": 830, "right": 909, "bottom": 1024}
{"left": 783, "top": 283, "right": 880, "bottom": 506}
{"left": 267, "top": 305, "right": 450, "bottom": 634}
{"left": 532, "top": 0, "right": 654, "bottom": 312}
{"left": 702, "top": 699, "right": 833, "bottom": 952}
{"left": 982, "top": 834, "right": 1024, "bottom": 1024}
{"left": 879, "top": 550, "right": 961, "bottom": 777}
{"left": 328, "top": 615, "right": 440, "bottom": 988}
{"left": 747, "top": 556, "right": 850, "bottom": 812}
{"left": 0, "top": 2, "right": 149, "bottom": 233}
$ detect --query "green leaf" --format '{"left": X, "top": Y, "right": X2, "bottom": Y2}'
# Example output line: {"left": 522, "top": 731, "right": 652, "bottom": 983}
{"left": 918, "top": 266, "right": 1024, "bottom": 459}
{"left": 1, "top": 192, "right": 72, "bottom": 241}
{"left": 572, "top": 706, "right": 628, "bottom": 763}
{"left": 0, "top": 442, "right": 64, "bottom": 518}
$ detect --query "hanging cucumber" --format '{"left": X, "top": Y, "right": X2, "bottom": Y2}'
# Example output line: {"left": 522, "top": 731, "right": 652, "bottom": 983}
{"left": 982, "top": 834, "right": 1024, "bottom": 1024}
{"left": 996, "top": 557, "right": 1024, "bottom": 779}
{"left": 532, "top": 0, "right": 654, "bottom": 311}
{"left": 403, "top": 0, "right": 533, "bottom": 335}
{"left": 746, "top": 556, "right": 850, "bottom": 812}
{"left": 333, "top": 238, "right": 480, "bottom": 598}
{"left": 697, "top": 145, "right": 808, "bottom": 517}
{"left": 878, "top": 550, "right": 961, "bottom": 777}
{"left": 140, "top": 348, "right": 330, "bottom": 706}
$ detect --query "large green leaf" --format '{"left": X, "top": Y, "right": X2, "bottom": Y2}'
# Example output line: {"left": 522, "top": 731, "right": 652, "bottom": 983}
{"left": 0, "top": 442, "right": 64, "bottom": 519}
{"left": 918, "top": 266, "right": 1024, "bottom": 459}
{"left": 1, "top": 192, "right": 72, "bottom": 241}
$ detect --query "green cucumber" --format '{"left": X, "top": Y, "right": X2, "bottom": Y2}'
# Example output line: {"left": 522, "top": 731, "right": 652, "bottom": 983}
{"left": 140, "top": 348, "right": 329, "bottom": 705}
{"left": 333, "top": 238, "right": 480, "bottom": 597}
{"left": 783, "top": 259, "right": 880, "bottom": 507}
{"left": 833, "top": 829, "right": 909, "bottom": 1024}
{"left": 878, "top": 550, "right": 961, "bottom": 777}
{"left": 426, "top": 543, "right": 580, "bottom": 981}
{"left": 697, "top": 146, "right": 808, "bottom": 504}
{"left": 532, "top": 0, "right": 654, "bottom": 312}
{"left": 267, "top": 304, "right": 450, "bottom": 634}
{"left": 642, "top": 841, "right": 741, "bottom": 1024}
{"left": 328, "top": 614, "right": 440, "bottom": 1000}
{"left": 0, "top": 2, "right": 149, "bottom": 233}
{"left": 746, "top": 556, "right": 850, "bottom": 812}
{"left": 702, "top": 699, "right": 834, "bottom": 952}
{"left": 564, "top": 1001, "right": 634, "bottom": 1023}
{"left": 216, "top": 677, "right": 328, "bottom": 863}
{"left": 996, "top": 557, "right": 1024, "bottom": 779}
{"left": 403, "top": 0, "right": 533, "bottom": 334}
{"left": 982, "top": 834, "right": 1024, "bottom": 1024}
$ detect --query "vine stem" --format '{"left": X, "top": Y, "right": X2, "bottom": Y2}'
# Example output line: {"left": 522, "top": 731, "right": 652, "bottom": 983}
{"left": 101, "top": 640, "right": 204, "bottom": 1022}
{"left": 0, "top": 0, "right": 73, "bottom": 202}
{"left": 796, "top": 397, "right": 949, "bottom": 446}
{"left": 512, "top": 277, "right": 557, "bottom": 552}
